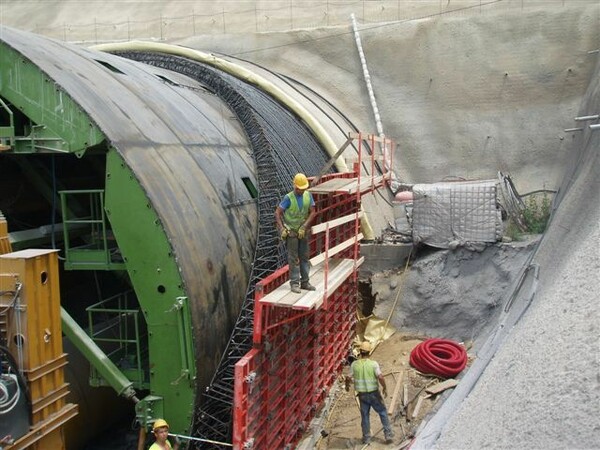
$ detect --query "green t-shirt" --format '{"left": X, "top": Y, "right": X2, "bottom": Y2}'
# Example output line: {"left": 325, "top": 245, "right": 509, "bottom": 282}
{"left": 351, "top": 358, "right": 381, "bottom": 393}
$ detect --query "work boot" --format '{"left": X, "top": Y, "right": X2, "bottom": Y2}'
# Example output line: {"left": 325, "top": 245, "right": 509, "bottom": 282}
{"left": 290, "top": 284, "right": 301, "bottom": 294}
{"left": 385, "top": 432, "right": 395, "bottom": 444}
{"left": 300, "top": 282, "right": 316, "bottom": 291}
{"left": 362, "top": 436, "right": 371, "bottom": 445}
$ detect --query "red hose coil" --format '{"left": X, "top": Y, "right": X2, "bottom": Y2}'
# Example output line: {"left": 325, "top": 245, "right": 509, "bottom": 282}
{"left": 409, "top": 339, "right": 467, "bottom": 378}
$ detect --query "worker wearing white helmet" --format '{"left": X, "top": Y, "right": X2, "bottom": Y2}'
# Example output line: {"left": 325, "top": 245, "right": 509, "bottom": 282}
{"left": 347, "top": 341, "right": 394, "bottom": 445}
{"left": 149, "top": 419, "right": 179, "bottom": 450}
{"left": 275, "top": 173, "right": 317, "bottom": 293}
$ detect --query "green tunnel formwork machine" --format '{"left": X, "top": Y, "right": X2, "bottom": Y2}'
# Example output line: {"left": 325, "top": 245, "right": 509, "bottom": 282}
{"left": 0, "top": 26, "right": 340, "bottom": 448}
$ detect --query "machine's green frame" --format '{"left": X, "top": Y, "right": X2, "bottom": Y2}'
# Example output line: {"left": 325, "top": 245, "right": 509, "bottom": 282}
{"left": 0, "top": 41, "right": 197, "bottom": 433}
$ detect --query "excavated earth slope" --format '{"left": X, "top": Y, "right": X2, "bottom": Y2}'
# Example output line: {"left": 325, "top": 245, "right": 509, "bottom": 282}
{"left": 1, "top": 2, "right": 598, "bottom": 449}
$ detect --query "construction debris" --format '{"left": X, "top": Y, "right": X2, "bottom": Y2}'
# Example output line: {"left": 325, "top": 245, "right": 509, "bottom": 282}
{"left": 312, "top": 332, "right": 473, "bottom": 448}
{"left": 387, "top": 370, "right": 405, "bottom": 415}
{"left": 411, "top": 394, "right": 427, "bottom": 421}
{"left": 426, "top": 378, "right": 459, "bottom": 395}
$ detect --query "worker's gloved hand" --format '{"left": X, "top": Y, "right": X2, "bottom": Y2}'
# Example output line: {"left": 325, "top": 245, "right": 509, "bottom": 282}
{"left": 344, "top": 376, "right": 352, "bottom": 392}
{"left": 280, "top": 226, "right": 289, "bottom": 240}
{"left": 382, "top": 387, "right": 388, "bottom": 398}
{"left": 298, "top": 226, "right": 306, "bottom": 239}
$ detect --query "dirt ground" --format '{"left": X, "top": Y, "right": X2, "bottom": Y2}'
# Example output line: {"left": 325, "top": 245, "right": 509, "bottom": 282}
{"left": 316, "top": 332, "right": 472, "bottom": 449}
{"left": 299, "top": 236, "right": 535, "bottom": 450}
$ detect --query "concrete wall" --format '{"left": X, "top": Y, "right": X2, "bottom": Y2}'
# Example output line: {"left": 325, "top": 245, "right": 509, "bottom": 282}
{"left": 177, "top": 4, "right": 599, "bottom": 195}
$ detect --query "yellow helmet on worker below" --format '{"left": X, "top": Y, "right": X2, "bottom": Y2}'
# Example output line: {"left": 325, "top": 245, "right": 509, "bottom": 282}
{"left": 360, "top": 341, "right": 372, "bottom": 353}
{"left": 293, "top": 173, "right": 309, "bottom": 190}
{"left": 153, "top": 419, "right": 169, "bottom": 431}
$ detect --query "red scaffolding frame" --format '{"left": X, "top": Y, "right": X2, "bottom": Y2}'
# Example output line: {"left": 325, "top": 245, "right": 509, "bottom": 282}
{"left": 233, "top": 133, "right": 393, "bottom": 450}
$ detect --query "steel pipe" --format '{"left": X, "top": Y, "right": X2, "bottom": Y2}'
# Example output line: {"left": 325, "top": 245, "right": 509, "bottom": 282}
{"left": 61, "top": 307, "right": 137, "bottom": 401}
{"left": 574, "top": 114, "right": 599, "bottom": 121}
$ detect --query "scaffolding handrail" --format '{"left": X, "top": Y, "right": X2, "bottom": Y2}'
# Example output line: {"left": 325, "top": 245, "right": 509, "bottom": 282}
{"left": 236, "top": 162, "right": 375, "bottom": 448}
{"left": 237, "top": 172, "right": 363, "bottom": 449}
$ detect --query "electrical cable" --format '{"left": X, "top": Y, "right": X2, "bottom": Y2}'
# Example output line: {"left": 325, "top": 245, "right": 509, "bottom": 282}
{"left": 0, "top": 345, "right": 30, "bottom": 414}
{"left": 0, "top": 289, "right": 18, "bottom": 315}
{"left": 409, "top": 339, "right": 467, "bottom": 379}
{"left": 0, "top": 373, "right": 20, "bottom": 414}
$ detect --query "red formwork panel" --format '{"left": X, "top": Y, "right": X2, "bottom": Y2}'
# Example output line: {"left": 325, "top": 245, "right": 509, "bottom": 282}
{"left": 233, "top": 144, "right": 393, "bottom": 450}
{"left": 233, "top": 134, "right": 394, "bottom": 449}
{"left": 234, "top": 282, "right": 356, "bottom": 449}
{"left": 233, "top": 174, "right": 361, "bottom": 450}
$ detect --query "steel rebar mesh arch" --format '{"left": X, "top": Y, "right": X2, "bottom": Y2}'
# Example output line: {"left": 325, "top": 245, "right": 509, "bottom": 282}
{"left": 116, "top": 51, "right": 332, "bottom": 447}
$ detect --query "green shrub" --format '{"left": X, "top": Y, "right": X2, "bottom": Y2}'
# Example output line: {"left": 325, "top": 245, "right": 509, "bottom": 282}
{"left": 522, "top": 193, "right": 551, "bottom": 234}
{"left": 504, "top": 192, "right": 551, "bottom": 240}
{"left": 505, "top": 220, "right": 523, "bottom": 241}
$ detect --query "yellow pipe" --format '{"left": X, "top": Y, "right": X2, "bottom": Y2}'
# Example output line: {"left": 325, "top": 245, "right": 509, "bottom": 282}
{"left": 92, "top": 42, "right": 374, "bottom": 239}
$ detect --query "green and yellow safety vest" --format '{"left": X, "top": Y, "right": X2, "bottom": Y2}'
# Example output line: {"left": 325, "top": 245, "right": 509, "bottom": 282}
{"left": 283, "top": 191, "right": 310, "bottom": 231}
{"left": 352, "top": 359, "right": 379, "bottom": 393}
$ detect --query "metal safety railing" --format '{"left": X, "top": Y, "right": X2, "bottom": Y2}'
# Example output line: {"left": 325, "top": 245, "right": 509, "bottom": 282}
{"left": 86, "top": 290, "right": 147, "bottom": 389}
{"left": 0, "top": 98, "right": 15, "bottom": 151}
{"left": 59, "top": 189, "right": 126, "bottom": 270}
{"left": 233, "top": 154, "right": 391, "bottom": 449}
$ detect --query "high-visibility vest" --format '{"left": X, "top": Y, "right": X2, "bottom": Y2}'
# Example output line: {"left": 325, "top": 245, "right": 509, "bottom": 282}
{"left": 352, "top": 359, "right": 379, "bottom": 393}
{"left": 283, "top": 191, "right": 310, "bottom": 231}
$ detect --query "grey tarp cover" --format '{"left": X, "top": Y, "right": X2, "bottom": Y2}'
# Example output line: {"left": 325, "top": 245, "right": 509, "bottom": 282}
{"left": 412, "top": 180, "right": 502, "bottom": 248}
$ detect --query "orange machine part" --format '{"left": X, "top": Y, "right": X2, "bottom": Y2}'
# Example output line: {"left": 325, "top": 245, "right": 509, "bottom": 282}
{"left": 0, "top": 213, "right": 11, "bottom": 255}
{"left": 0, "top": 249, "right": 78, "bottom": 450}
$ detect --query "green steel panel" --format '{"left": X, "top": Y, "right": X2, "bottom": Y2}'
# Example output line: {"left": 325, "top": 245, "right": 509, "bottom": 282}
{"left": 63, "top": 249, "right": 126, "bottom": 270}
{"left": 0, "top": 41, "right": 104, "bottom": 155}
{"left": 0, "top": 126, "right": 13, "bottom": 138}
{"left": 105, "top": 148, "right": 195, "bottom": 434}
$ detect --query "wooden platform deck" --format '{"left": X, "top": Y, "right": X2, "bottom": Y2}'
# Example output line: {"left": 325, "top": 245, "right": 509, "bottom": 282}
{"left": 309, "top": 174, "right": 388, "bottom": 195}
{"left": 259, "top": 256, "right": 364, "bottom": 310}
{"left": 259, "top": 206, "right": 366, "bottom": 310}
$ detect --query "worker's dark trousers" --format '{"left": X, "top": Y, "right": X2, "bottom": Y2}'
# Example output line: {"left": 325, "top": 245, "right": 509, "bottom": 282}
{"left": 358, "top": 391, "right": 393, "bottom": 441}
{"left": 286, "top": 235, "right": 310, "bottom": 287}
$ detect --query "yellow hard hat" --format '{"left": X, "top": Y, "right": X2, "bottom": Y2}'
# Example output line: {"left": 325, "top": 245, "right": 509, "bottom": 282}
{"left": 153, "top": 419, "right": 169, "bottom": 431}
{"left": 293, "top": 173, "right": 309, "bottom": 190}
{"left": 359, "top": 341, "right": 372, "bottom": 353}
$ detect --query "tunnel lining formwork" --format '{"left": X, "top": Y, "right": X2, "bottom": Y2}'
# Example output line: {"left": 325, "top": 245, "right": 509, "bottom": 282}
{"left": 106, "top": 51, "right": 340, "bottom": 442}
{"left": 0, "top": 25, "right": 334, "bottom": 441}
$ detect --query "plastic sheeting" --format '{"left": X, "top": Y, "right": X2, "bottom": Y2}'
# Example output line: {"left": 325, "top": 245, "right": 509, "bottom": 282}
{"left": 412, "top": 180, "right": 502, "bottom": 249}
{"left": 355, "top": 315, "right": 396, "bottom": 353}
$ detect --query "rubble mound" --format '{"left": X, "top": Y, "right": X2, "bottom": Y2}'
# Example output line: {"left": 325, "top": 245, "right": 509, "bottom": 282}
{"left": 371, "top": 238, "right": 539, "bottom": 343}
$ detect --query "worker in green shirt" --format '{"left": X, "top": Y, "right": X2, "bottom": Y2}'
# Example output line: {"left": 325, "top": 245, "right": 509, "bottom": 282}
{"left": 348, "top": 341, "right": 394, "bottom": 445}
{"left": 275, "top": 173, "right": 317, "bottom": 293}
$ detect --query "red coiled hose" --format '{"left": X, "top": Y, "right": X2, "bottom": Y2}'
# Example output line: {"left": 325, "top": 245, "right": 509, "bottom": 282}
{"left": 409, "top": 339, "right": 467, "bottom": 378}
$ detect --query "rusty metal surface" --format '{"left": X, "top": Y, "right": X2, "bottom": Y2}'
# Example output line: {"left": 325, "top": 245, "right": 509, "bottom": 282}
{"left": 1, "top": 26, "right": 257, "bottom": 388}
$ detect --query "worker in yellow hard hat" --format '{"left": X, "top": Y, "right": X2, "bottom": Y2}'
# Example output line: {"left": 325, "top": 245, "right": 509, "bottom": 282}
{"left": 149, "top": 419, "right": 179, "bottom": 450}
{"left": 275, "top": 173, "right": 317, "bottom": 293}
{"left": 346, "top": 341, "right": 394, "bottom": 445}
